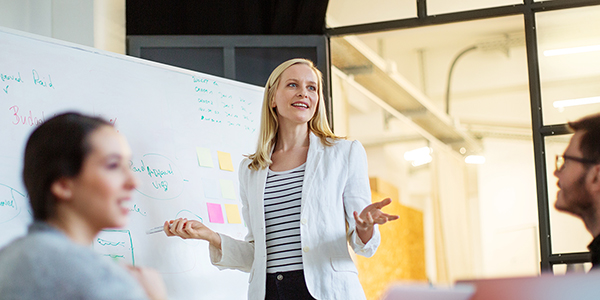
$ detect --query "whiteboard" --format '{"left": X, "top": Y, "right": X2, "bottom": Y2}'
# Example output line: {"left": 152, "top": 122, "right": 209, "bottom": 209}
{"left": 0, "top": 27, "right": 263, "bottom": 299}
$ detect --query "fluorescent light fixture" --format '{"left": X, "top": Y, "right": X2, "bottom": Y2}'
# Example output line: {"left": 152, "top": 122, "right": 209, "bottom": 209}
{"left": 411, "top": 156, "right": 432, "bottom": 167}
{"left": 553, "top": 96, "right": 600, "bottom": 108}
{"left": 465, "top": 155, "right": 485, "bottom": 164}
{"left": 404, "top": 147, "right": 431, "bottom": 161}
{"left": 404, "top": 147, "right": 432, "bottom": 166}
{"left": 544, "top": 45, "right": 600, "bottom": 57}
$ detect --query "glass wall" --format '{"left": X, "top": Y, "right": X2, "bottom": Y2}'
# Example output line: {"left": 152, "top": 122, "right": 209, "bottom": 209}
{"left": 537, "top": 5, "right": 600, "bottom": 125}
{"left": 544, "top": 134, "right": 591, "bottom": 254}
{"left": 330, "top": 14, "right": 539, "bottom": 285}
{"left": 328, "top": 1, "right": 600, "bottom": 295}
{"left": 326, "top": 0, "right": 416, "bottom": 27}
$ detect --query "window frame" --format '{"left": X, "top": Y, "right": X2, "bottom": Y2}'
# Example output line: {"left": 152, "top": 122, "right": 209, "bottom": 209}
{"left": 326, "top": 0, "right": 600, "bottom": 272}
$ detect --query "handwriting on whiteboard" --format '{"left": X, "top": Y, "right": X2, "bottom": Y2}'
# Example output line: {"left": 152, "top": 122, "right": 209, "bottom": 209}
{"left": 0, "top": 184, "right": 27, "bottom": 224}
{"left": 7, "top": 104, "right": 117, "bottom": 127}
{"left": 130, "top": 153, "right": 184, "bottom": 200}
{"left": 8, "top": 105, "right": 46, "bottom": 126}
{"left": 1, "top": 69, "right": 54, "bottom": 95}
{"left": 94, "top": 229, "right": 135, "bottom": 265}
{"left": 193, "top": 76, "right": 257, "bottom": 133}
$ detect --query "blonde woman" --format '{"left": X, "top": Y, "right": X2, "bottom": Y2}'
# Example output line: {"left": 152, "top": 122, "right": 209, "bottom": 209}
{"left": 166, "top": 58, "right": 397, "bottom": 300}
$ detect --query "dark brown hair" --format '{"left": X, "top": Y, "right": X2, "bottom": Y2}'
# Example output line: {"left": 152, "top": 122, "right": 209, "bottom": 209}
{"left": 568, "top": 113, "right": 600, "bottom": 163}
{"left": 23, "top": 112, "right": 112, "bottom": 221}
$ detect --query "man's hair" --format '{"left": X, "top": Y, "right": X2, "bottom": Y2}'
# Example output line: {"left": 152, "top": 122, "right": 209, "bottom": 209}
{"left": 568, "top": 113, "right": 600, "bottom": 163}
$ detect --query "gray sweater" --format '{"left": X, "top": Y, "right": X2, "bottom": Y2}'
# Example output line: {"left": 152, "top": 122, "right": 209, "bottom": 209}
{"left": 0, "top": 222, "right": 149, "bottom": 300}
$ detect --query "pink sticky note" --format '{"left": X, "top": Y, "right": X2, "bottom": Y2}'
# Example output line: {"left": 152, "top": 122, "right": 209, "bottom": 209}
{"left": 207, "top": 203, "right": 224, "bottom": 223}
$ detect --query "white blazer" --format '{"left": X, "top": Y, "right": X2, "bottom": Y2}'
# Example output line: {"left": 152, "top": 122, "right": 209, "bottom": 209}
{"left": 209, "top": 132, "right": 380, "bottom": 300}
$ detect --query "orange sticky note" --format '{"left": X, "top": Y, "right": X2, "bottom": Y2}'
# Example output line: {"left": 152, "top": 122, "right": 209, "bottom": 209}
{"left": 217, "top": 151, "right": 234, "bottom": 171}
{"left": 224, "top": 204, "right": 242, "bottom": 224}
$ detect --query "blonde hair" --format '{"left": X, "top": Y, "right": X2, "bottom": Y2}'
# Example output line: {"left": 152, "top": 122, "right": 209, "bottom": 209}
{"left": 247, "top": 58, "right": 341, "bottom": 170}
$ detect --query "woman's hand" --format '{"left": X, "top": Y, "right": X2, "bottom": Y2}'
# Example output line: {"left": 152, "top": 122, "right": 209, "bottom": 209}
{"left": 125, "top": 265, "right": 167, "bottom": 300}
{"left": 353, "top": 198, "right": 399, "bottom": 244}
{"left": 164, "top": 218, "right": 222, "bottom": 249}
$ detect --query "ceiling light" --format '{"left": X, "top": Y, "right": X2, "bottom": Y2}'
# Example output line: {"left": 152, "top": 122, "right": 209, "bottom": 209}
{"left": 411, "top": 156, "right": 433, "bottom": 167}
{"left": 553, "top": 96, "right": 600, "bottom": 108}
{"left": 465, "top": 155, "right": 485, "bottom": 164}
{"left": 543, "top": 45, "right": 600, "bottom": 57}
{"left": 404, "top": 147, "right": 431, "bottom": 161}
{"left": 404, "top": 147, "right": 432, "bottom": 166}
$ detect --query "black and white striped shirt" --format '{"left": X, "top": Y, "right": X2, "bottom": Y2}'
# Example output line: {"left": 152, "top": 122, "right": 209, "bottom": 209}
{"left": 264, "top": 163, "right": 305, "bottom": 273}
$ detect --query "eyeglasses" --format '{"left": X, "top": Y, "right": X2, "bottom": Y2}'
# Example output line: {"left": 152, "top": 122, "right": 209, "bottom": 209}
{"left": 555, "top": 154, "right": 598, "bottom": 171}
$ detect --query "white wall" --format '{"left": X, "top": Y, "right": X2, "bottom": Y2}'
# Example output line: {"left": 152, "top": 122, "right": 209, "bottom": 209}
{"left": 361, "top": 134, "right": 542, "bottom": 279}
{"left": 0, "top": 0, "right": 125, "bottom": 53}
{"left": 0, "top": 0, "right": 52, "bottom": 36}
{"left": 478, "top": 137, "right": 540, "bottom": 277}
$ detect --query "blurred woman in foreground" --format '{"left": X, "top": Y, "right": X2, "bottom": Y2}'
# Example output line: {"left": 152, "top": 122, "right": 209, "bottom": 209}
{"left": 0, "top": 112, "right": 167, "bottom": 300}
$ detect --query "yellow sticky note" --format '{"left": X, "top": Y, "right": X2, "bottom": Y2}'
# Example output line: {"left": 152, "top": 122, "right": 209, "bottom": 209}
{"left": 220, "top": 179, "right": 236, "bottom": 200}
{"left": 196, "top": 147, "right": 214, "bottom": 168}
{"left": 217, "top": 151, "right": 234, "bottom": 171}
{"left": 224, "top": 204, "right": 242, "bottom": 224}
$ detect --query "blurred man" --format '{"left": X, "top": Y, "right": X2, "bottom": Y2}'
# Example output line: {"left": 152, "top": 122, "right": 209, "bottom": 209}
{"left": 554, "top": 113, "right": 600, "bottom": 269}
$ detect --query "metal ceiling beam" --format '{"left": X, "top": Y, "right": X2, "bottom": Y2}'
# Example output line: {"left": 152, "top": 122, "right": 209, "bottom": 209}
{"left": 326, "top": 0, "right": 600, "bottom": 37}
{"left": 331, "top": 36, "right": 483, "bottom": 155}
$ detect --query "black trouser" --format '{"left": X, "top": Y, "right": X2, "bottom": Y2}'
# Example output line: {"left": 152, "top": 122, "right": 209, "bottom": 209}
{"left": 265, "top": 270, "right": 316, "bottom": 300}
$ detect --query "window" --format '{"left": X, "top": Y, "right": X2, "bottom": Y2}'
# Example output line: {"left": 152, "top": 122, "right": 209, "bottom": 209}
{"left": 326, "top": 0, "right": 416, "bottom": 27}
{"left": 537, "top": 6, "right": 600, "bottom": 126}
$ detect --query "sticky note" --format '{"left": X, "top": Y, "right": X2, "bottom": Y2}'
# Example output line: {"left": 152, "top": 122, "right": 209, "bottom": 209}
{"left": 196, "top": 147, "right": 214, "bottom": 168}
{"left": 217, "top": 151, "right": 234, "bottom": 171}
{"left": 202, "top": 178, "right": 221, "bottom": 199}
{"left": 206, "top": 203, "right": 224, "bottom": 223}
{"left": 220, "top": 179, "right": 236, "bottom": 200}
{"left": 224, "top": 204, "right": 242, "bottom": 224}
